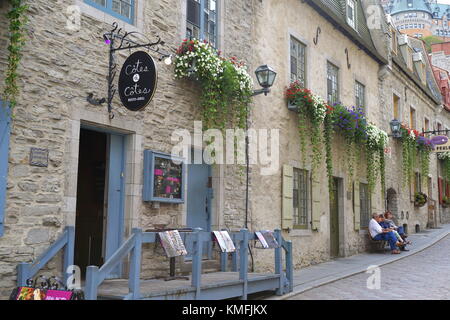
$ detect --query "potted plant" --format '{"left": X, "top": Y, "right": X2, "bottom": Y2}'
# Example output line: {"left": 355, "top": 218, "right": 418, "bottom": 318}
{"left": 442, "top": 196, "right": 450, "bottom": 208}
{"left": 414, "top": 192, "right": 428, "bottom": 207}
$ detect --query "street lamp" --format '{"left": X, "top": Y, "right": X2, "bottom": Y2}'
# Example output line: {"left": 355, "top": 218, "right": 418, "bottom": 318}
{"left": 389, "top": 119, "right": 402, "bottom": 138}
{"left": 253, "top": 65, "right": 277, "bottom": 96}
{"left": 245, "top": 65, "right": 277, "bottom": 272}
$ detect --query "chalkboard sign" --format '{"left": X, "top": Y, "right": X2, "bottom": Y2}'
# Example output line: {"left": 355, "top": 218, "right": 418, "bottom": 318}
{"left": 118, "top": 51, "right": 158, "bottom": 111}
{"left": 143, "top": 150, "right": 185, "bottom": 203}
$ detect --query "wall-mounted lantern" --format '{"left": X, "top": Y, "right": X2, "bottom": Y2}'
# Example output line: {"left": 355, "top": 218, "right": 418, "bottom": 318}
{"left": 253, "top": 65, "right": 277, "bottom": 96}
{"left": 389, "top": 119, "right": 402, "bottom": 138}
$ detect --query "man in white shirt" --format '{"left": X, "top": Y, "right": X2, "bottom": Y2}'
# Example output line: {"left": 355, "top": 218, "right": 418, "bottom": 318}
{"left": 369, "top": 213, "right": 401, "bottom": 254}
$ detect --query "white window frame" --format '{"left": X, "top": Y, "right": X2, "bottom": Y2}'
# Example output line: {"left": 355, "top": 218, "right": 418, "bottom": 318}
{"left": 290, "top": 36, "right": 307, "bottom": 87}
{"left": 346, "top": 0, "right": 356, "bottom": 29}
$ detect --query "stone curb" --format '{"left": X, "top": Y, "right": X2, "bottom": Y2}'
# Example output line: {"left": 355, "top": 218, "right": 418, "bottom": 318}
{"left": 268, "top": 227, "right": 450, "bottom": 300}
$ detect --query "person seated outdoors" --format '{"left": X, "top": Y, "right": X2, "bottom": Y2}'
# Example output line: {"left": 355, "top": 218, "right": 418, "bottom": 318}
{"left": 379, "top": 213, "right": 409, "bottom": 251}
{"left": 384, "top": 211, "right": 411, "bottom": 245}
{"left": 369, "top": 213, "right": 402, "bottom": 254}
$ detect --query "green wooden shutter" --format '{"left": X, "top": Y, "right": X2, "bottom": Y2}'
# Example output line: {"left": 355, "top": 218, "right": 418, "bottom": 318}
{"left": 354, "top": 182, "right": 360, "bottom": 231}
{"left": 282, "top": 165, "right": 294, "bottom": 230}
{"left": 311, "top": 180, "right": 321, "bottom": 231}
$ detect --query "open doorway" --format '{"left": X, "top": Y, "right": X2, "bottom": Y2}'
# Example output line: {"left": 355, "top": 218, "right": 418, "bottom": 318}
{"left": 74, "top": 128, "right": 126, "bottom": 278}
{"left": 329, "top": 177, "right": 342, "bottom": 258}
{"left": 74, "top": 129, "right": 107, "bottom": 276}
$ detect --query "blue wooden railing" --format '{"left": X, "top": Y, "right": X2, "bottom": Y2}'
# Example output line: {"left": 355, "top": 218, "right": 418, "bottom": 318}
{"left": 84, "top": 228, "right": 293, "bottom": 300}
{"left": 17, "top": 226, "right": 75, "bottom": 286}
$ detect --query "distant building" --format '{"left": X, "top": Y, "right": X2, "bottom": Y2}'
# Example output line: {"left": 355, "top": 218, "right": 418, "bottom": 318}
{"left": 385, "top": 0, "right": 450, "bottom": 39}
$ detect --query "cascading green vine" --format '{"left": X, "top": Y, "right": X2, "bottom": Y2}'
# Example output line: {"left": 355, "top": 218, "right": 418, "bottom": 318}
{"left": 418, "top": 147, "right": 430, "bottom": 188}
{"left": 399, "top": 125, "right": 433, "bottom": 190}
{"left": 285, "top": 85, "right": 388, "bottom": 194}
{"left": 285, "top": 82, "right": 326, "bottom": 175}
{"left": 323, "top": 112, "right": 334, "bottom": 191}
{"left": 379, "top": 147, "right": 386, "bottom": 196}
{"left": 440, "top": 153, "right": 450, "bottom": 183}
{"left": 3, "top": 0, "right": 29, "bottom": 109}
{"left": 174, "top": 39, "right": 253, "bottom": 132}
{"left": 297, "top": 110, "right": 308, "bottom": 167}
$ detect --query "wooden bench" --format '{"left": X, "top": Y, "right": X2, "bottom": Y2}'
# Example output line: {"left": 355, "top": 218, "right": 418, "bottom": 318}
{"left": 368, "top": 232, "right": 388, "bottom": 252}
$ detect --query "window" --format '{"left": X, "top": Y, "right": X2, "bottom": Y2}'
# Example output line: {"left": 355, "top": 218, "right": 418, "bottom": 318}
{"left": 410, "top": 107, "right": 416, "bottom": 129}
{"left": 355, "top": 81, "right": 365, "bottom": 112}
{"left": 391, "top": 29, "right": 398, "bottom": 54}
{"left": 186, "top": 0, "right": 218, "bottom": 48}
{"left": 293, "top": 168, "right": 308, "bottom": 229}
{"left": 327, "top": 62, "right": 339, "bottom": 105}
{"left": 346, "top": 0, "right": 356, "bottom": 29}
{"left": 290, "top": 37, "right": 307, "bottom": 86}
{"left": 424, "top": 118, "right": 430, "bottom": 132}
{"left": 414, "top": 172, "right": 422, "bottom": 194}
{"left": 84, "top": 0, "right": 134, "bottom": 24}
{"left": 393, "top": 94, "right": 400, "bottom": 120}
{"left": 360, "top": 183, "right": 371, "bottom": 229}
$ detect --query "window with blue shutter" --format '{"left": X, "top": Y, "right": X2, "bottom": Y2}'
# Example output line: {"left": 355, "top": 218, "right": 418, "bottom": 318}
{"left": 0, "top": 100, "right": 11, "bottom": 237}
{"left": 84, "top": 0, "right": 135, "bottom": 25}
{"left": 186, "top": 0, "right": 218, "bottom": 48}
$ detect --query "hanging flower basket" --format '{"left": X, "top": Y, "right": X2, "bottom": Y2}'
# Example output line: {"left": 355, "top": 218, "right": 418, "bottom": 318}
{"left": 414, "top": 192, "right": 428, "bottom": 207}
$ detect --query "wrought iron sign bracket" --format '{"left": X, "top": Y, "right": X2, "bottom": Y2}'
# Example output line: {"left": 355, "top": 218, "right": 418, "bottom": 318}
{"left": 313, "top": 27, "right": 321, "bottom": 45}
{"left": 345, "top": 48, "right": 351, "bottom": 69}
{"left": 87, "top": 22, "right": 171, "bottom": 119}
{"left": 422, "top": 129, "right": 450, "bottom": 136}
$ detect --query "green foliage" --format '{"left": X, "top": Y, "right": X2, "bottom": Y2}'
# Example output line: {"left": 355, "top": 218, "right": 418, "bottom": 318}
{"left": 323, "top": 113, "right": 334, "bottom": 191}
{"left": 3, "top": 0, "right": 28, "bottom": 109}
{"left": 174, "top": 39, "right": 252, "bottom": 132}
{"left": 422, "top": 35, "right": 443, "bottom": 53}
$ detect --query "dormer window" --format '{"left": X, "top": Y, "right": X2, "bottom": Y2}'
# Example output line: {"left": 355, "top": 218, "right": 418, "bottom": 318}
{"left": 346, "top": 0, "right": 356, "bottom": 29}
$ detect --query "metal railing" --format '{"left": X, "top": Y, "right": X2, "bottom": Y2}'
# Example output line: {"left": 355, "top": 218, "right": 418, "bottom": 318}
{"left": 17, "top": 226, "right": 75, "bottom": 287}
{"left": 83, "top": 228, "right": 293, "bottom": 300}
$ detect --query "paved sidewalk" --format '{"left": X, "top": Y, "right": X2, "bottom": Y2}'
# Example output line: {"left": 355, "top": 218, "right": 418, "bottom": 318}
{"left": 268, "top": 224, "right": 450, "bottom": 300}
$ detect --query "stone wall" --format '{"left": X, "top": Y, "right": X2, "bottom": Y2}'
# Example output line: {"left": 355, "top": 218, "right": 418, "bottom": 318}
{"left": 249, "top": 0, "right": 384, "bottom": 271}
{"left": 0, "top": 0, "right": 254, "bottom": 297}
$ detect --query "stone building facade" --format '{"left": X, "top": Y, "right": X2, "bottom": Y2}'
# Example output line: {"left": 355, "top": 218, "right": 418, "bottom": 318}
{"left": 0, "top": 0, "right": 255, "bottom": 298}
{"left": 249, "top": 0, "right": 389, "bottom": 270}
{"left": 0, "top": 0, "right": 449, "bottom": 300}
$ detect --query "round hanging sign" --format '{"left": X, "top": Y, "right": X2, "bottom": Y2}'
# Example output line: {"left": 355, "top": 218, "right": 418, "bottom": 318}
{"left": 118, "top": 51, "right": 158, "bottom": 111}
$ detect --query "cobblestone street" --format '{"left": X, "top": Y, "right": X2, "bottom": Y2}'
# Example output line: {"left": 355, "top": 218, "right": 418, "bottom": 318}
{"left": 289, "top": 235, "right": 450, "bottom": 300}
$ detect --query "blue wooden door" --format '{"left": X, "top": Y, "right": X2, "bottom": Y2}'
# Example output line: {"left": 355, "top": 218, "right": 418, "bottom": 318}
{"left": 104, "top": 134, "right": 125, "bottom": 278}
{"left": 187, "top": 152, "right": 212, "bottom": 258}
{"left": 0, "top": 101, "right": 11, "bottom": 237}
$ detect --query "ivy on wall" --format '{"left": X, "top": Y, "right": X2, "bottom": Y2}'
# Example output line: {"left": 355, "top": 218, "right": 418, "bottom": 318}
{"left": 174, "top": 39, "right": 253, "bottom": 132}
{"left": 285, "top": 84, "right": 388, "bottom": 194}
{"left": 3, "top": 0, "right": 28, "bottom": 109}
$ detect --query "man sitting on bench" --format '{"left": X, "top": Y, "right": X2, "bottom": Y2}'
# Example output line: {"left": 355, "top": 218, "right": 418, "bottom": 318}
{"left": 369, "top": 213, "right": 401, "bottom": 254}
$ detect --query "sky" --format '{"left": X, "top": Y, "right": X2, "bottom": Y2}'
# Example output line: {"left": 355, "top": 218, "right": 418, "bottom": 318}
{"left": 438, "top": 0, "right": 450, "bottom": 4}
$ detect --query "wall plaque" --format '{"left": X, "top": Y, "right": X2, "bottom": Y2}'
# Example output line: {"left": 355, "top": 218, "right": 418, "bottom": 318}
{"left": 30, "top": 148, "right": 48, "bottom": 167}
{"left": 118, "top": 51, "right": 158, "bottom": 111}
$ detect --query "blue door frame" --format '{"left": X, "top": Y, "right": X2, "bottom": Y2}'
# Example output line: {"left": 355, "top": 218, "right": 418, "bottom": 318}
{"left": 186, "top": 149, "right": 213, "bottom": 259}
{"left": 104, "top": 133, "right": 126, "bottom": 278}
{"left": 79, "top": 125, "right": 126, "bottom": 278}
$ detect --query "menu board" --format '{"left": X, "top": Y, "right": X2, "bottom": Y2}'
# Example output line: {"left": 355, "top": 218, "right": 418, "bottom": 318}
{"left": 255, "top": 230, "right": 280, "bottom": 249}
{"left": 143, "top": 150, "right": 185, "bottom": 203}
{"left": 153, "top": 156, "right": 182, "bottom": 200}
{"left": 158, "top": 230, "right": 188, "bottom": 258}
{"left": 213, "top": 231, "right": 236, "bottom": 253}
